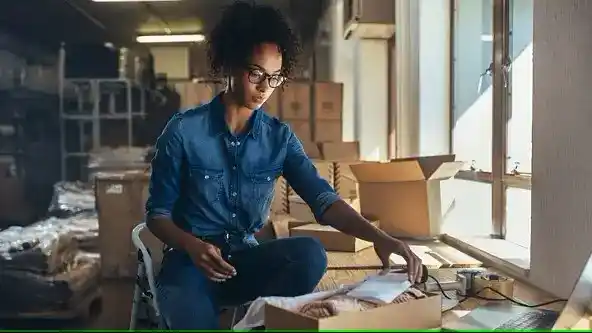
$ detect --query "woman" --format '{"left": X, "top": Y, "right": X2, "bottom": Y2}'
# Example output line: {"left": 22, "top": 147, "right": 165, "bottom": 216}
{"left": 146, "top": 1, "right": 423, "bottom": 329}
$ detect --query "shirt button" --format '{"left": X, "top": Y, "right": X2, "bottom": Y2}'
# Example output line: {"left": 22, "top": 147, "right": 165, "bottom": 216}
{"left": 204, "top": 175, "right": 210, "bottom": 179}
{"left": 230, "top": 142, "right": 236, "bottom": 146}
{"left": 236, "top": 141, "right": 241, "bottom": 146}
{"left": 266, "top": 176, "right": 271, "bottom": 181}
{"left": 232, "top": 213, "right": 236, "bottom": 218}
{"left": 232, "top": 192, "right": 237, "bottom": 197}
{"left": 232, "top": 165, "right": 237, "bottom": 170}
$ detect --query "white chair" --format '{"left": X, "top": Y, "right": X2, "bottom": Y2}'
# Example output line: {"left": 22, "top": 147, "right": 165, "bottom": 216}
{"left": 129, "top": 222, "right": 246, "bottom": 330}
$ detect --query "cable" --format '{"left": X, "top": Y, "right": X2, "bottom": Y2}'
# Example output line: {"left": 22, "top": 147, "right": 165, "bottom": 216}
{"left": 427, "top": 274, "right": 567, "bottom": 311}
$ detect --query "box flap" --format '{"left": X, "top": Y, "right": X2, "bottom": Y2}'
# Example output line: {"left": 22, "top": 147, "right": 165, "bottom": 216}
{"left": 350, "top": 154, "right": 462, "bottom": 183}
{"left": 317, "top": 141, "right": 360, "bottom": 161}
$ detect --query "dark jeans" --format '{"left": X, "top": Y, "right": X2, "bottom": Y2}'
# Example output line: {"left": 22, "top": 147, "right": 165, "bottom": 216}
{"left": 156, "top": 236, "right": 328, "bottom": 329}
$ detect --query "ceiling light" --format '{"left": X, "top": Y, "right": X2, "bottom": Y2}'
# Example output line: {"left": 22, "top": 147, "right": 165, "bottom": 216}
{"left": 136, "top": 34, "right": 206, "bottom": 43}
{"left": 93, "top": 0, "right": 180, "bottom": 2}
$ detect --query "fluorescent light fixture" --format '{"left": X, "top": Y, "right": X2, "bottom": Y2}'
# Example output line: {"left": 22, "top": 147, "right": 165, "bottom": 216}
{"left": 136, "top": 34, "right": 206, "bottom": 43}
{"left": 93, "top": 0, "right": 180, "bottom": 2}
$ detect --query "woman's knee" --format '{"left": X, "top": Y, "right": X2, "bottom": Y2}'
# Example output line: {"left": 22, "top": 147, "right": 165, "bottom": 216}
{"left": 156, "top": 251, "right": 219, "bottom": 329}
{"left": 286, "top": 236, "right": 328, "bottom": 275}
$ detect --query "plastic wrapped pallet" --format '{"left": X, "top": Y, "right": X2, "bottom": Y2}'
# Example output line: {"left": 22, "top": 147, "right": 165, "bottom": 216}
{"left": 47, "top": 181, "right": 96, "bottom": 218}
{"left": 0, "top": 251, "right": 101, "bottom": 314}
{"left": 0, "top": 218, "right": 80, "bottom": 274}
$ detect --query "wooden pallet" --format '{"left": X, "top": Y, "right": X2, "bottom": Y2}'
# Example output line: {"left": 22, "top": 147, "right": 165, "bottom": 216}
{"left": 0, "top": 288, "right": 102, "bottom": 321}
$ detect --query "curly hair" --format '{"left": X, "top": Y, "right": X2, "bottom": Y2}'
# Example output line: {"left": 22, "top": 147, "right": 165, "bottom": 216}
{"left": 207, "top": 1, "right": 301, "bottom": 79}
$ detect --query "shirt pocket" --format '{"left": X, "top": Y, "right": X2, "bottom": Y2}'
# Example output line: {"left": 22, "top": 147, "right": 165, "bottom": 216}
{"left": 249, "top": 168, "right": 282, "bottom": 212}
{"left": 189, "top": 167, "right": 224, "bottom": 204}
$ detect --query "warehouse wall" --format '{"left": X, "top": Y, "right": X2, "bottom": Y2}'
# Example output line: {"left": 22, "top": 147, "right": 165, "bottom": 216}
{"left": 530, "top": 0, "right": 592, "bottom": 298}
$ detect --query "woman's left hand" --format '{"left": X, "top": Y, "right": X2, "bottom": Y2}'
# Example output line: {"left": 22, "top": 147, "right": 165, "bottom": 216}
{"left": 374, "top": 238, "right": 423, "bottom": 284}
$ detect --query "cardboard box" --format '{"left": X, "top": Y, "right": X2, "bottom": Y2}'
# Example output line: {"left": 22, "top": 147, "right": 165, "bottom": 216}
{"left": 288, "top": 195, "right": 315, "bottom": 222}
{"left": 287, "top": 119, "right": 312, "bottom": 142}
{"left": 349, "top": 154, "right": 464, "bottom": 239}
{"left": 268, "top": 214, "right": 312, "bottom": 239}
{"left": 175, "top": 82, "right": 217, "bottom": 108}
{"left": 281, "top": 82, "right": 311, "bottom": 120}
{"left": 263, "top": 90, "right": 280, "bottom": 118}
{"left": 314, "top": 119, "right": 342, "bottom": 142}
{"left": 288, "top": 161, "right": 334, "bottom": 197}
{"left": 313, "top": 82, "right": 343, "bottom": 120}
{"left": 317, "top": 142, "right": 360, "bottom": 161}
{"left": 302, "top": 140, "right": 322, "bottom": 159}
{"left": 270, "top": 176, "right": 288, "bottom": 215}
{"left": 290, "top": 223, "right": 376, "bottom": 252}
{"left": 334, "top": 162, "right": 359, "bottom": 199}
{"left": 288, "top": 195, "right": 361, "bottom": 223}
{"left": 95, "top": 171, "right": 164, "bottom": 278}
{"left": 265, "top": 292, "right": 442, "bottom": 330}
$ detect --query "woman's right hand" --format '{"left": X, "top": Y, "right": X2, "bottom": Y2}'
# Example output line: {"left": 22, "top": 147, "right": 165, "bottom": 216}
{"left": 185, "top": 239, "right": 237, "bottom": 282}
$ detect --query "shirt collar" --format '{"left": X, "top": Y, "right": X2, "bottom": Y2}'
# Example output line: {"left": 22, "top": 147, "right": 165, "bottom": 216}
{"left": 209, "top": 93, "right": 261, "bottom": 139}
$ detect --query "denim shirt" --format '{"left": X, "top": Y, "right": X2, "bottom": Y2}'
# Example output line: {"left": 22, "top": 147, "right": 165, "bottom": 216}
{"left": 145, "top": 94, "right": 340, "bottom": 251}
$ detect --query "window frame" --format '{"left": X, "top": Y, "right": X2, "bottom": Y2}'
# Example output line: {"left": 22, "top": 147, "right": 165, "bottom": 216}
{"left": 449, "top": 0, "right": 530, "bottom": 240}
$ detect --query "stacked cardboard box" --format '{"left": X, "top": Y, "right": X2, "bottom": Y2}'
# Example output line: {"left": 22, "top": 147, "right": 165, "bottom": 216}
{"left": 280, "top": 82, "right": 312, "bottom": 140}
{"left": 274, "top": 81, "right": 344, "bottom": 143}
{"left": 174, "top": 81, "right": 222, "bottom": 109}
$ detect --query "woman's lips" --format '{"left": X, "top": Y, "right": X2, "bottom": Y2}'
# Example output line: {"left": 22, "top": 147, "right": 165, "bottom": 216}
{"left": 253, "top": 95, "right": 265, "bottom": 103}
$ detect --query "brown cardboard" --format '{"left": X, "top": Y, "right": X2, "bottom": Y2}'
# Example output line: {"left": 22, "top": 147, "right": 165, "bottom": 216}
{"left": 287, "top": 161, "right": 334, "bottom": 197}
{"left": 281, "top": 82, "right": 311, "bottom": 120}
{"left": 265, "top": 292, "right": 442, "bottom": 330}
{"left": 290, "top": 223, "right": 376, "bottom": 252}
{"left": 176, "top": 82, "right": 217, "bottom": 108}
{"left": 349, "top": 154, "right": 464, "bottom": 239}
{"left": 314, "top": 82, "right": 343, "bottom": 120}
{"left": 334, "top": 162, "right": 359, "bottom": 199}
{"left": 263, "top": 90, "right": 280, "bottom": 118}
{"left": 270, "top": 176, "right": 288, "bottom": 215}
{"left": 314, "top": 119, "right": 342, "bottom": 142}
{"left": 317, "top": 142, "right": 360, "bottom": 161}
{"left": 301, "top": 140, "right": 322, "bottom": 159}
{"left": 287, "top": 119, "right": 311, "bottom": 142}
{"left": 95, "top": 171, "right": 164, "bottom": 279}
{"left": 288, "top": 195, "right": 362, "bottom": 223}
{"left": 288, "top": 195, "right": 315, "bottom": 222}
{"left": 267, "top": 214, "right": 311, "bottom": 239}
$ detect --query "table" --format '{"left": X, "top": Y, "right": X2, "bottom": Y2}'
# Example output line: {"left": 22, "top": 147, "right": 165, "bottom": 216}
{"left": 316, "top": 267, "right": 591, "bottom": 329}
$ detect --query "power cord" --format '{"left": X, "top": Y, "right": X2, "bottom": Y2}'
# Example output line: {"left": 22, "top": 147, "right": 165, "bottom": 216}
{"left": 427, "top": 275, "right": 567, "bottom": 311}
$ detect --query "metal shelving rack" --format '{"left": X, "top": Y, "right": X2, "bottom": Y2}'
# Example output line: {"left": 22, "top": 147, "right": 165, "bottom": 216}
{"left": 57, "top": 44, "right": 147, "bottom": 181}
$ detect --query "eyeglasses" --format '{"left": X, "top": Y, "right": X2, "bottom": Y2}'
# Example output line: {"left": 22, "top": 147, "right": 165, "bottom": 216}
{"left": 247, "top": 68, "right": 286, "bottom": 88}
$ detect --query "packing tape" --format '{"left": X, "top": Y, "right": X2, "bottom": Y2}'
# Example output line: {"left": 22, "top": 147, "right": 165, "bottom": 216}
{"left": 472, "top": 273, "right": 515, "bottom": 300}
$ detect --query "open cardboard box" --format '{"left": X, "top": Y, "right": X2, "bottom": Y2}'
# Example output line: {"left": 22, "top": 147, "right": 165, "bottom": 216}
{"left": 349, "top": 154, "right": 465, "bottom": 239}
{"left": 290, "top": 221, "right": 378, "bottom": 252}
{"left": 265, "top": 292, "right": 442, "bottom": 330}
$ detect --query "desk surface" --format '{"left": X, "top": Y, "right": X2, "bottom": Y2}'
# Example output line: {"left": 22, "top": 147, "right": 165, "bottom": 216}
{"left": 317, "top": 267, "right": 591, "bottom": 329}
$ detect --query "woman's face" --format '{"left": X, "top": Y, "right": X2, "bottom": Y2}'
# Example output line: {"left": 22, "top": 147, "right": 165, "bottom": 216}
{"left": 231, "top": 42, "right": 285, "bottom": 110}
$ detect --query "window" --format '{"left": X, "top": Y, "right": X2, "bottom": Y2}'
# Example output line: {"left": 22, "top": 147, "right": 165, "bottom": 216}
{"left": 452, "top": 0, "right": 493, "bottom": 173}
{"left": 507, "top": 0, "right": 533, "bottom": 175}
{"left": 448, "top": 0, "right": 533, "bottom": 254}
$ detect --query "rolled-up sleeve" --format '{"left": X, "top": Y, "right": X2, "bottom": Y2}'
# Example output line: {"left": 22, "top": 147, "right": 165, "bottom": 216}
{"left": 283, "top": 131, "right": 341, "bottom": 221}
{"left": 145, "top": 113, "right": 184, "bottom": 220}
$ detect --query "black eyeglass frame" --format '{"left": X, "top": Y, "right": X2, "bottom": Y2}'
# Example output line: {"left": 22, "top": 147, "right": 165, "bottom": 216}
{"left": 246, "top": 67, "right": 286, "bottom": 88}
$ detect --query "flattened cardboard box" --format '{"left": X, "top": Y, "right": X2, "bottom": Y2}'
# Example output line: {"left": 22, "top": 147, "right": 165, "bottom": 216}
{"left": 265, "top": 292, "right": 442, "bottom": 330}
{"left": 290, "top": 221, "right": 378, "bottom": 252}
{"left": 349, "top": 154, "right": 464, "bottom": 239}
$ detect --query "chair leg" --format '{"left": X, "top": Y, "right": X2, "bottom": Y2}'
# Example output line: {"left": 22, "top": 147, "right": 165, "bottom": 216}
{"left": 230, "top": 307, "right": 238, "bottom": 330}
{"left": 129, "top": 263, "right": 145, "bottom": 330}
